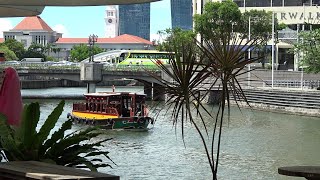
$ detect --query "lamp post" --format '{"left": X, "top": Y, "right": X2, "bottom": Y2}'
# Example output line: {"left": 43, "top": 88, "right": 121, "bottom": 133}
{"left": 248, "top": 16, "right": 259, "bottom": 88}
{"left": 88, "top": 34, "right": 98, "bottom": 62}
{"left": 248, "top": 16, "right": 251, "bottom": 88}
{"left": 271, "top": 11, "right": 275, "bottom": 89}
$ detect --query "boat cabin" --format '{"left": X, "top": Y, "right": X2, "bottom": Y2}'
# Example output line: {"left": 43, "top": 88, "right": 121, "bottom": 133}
{"left": 72, "top": 92, "right": 148, "bottom": 118}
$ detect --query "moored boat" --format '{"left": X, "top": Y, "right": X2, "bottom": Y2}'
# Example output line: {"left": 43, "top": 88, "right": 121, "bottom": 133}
{"left": 67, "top": 92, "right": 154, "bottom": 130}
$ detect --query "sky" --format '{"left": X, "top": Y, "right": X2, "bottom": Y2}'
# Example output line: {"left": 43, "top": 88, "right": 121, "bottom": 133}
{"left": 0, "top": 0, "right": 171, "bottom": 41}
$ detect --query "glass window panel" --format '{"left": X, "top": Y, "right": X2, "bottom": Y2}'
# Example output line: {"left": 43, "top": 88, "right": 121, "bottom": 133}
{"left": 273, "top": 0, "right": 283, "bottom": 6}
{"left": 245, "top": 0, "right": 271, "bottom": 7}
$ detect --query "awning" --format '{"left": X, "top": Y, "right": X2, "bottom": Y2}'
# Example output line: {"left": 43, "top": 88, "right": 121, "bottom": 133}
{"left": 0, "top": 5, "right": 44, "bottom": 17}
{"left": 0, "top": 0, "right": 160, "bottom": 6}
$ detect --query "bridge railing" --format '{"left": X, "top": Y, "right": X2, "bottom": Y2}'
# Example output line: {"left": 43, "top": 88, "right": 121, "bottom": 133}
{"left": 0, "top": 63, "right": 162, "bottom": 72}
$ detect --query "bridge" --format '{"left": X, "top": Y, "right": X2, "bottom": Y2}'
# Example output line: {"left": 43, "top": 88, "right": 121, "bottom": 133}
{"left": 15, "top": 65, "right": 164, "bottom": 100}
{"left": 16, "top": 66, "right": 161, "bottom": 83}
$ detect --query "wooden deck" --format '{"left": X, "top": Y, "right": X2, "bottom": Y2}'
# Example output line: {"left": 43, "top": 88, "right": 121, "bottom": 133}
{"left": 0, "top": 161, "right": 119, "bottom": 180}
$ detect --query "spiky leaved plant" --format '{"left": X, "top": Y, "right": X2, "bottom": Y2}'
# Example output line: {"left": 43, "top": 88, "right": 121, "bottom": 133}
{"left": 149, "top": 1, "right": 270, "bottom": 179}
{"left": 0, "top": 100, "right": 114, "bottom": 171}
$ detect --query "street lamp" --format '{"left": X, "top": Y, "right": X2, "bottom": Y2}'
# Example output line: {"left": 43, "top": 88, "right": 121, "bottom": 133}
{"left": 88, "top": 34, "right": 98, "bottom": 62}
{"left": 271, "top": 11, "right": 275, "bottom": 89}
{"left": 247, "top": 16, "right": 259, "bottom": 88}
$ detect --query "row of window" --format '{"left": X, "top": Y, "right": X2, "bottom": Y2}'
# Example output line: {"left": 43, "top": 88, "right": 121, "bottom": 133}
{"left": 128, "top": 53, "right": 171, "bottom": 59}
{"left": 34, "top": 35, "right": 47, "bottom": 45}
{"left": 231, "top": 0, "right": 320, "bottom": 7}
{"left": 4, "top": 35, "right": 15, "bottom": 40}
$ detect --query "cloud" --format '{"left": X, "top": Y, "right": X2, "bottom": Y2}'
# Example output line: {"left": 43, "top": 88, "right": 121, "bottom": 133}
{"left": 0, "top": 19, "right": 13, "bottom": 38}
{"left": 53, "top": 24, "right": 68, "bottom": 37}
{"left": 150, "top": 33, "right": 168, "bottom": 44}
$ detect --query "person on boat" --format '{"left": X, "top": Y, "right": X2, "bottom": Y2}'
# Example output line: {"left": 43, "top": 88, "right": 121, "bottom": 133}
{"left": 0, "top": 67, "right": 23, "bottom": 126}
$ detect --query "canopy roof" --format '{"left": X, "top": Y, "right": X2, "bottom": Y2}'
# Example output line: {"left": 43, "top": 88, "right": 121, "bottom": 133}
{"left": 0, "top": 0, "right": 159, "bottom": 6}
{"left": 0, "top": 5, "right": 44, "bottom": 17}
{"left": 0, "top": 0, "right": 159, "bottom": 17}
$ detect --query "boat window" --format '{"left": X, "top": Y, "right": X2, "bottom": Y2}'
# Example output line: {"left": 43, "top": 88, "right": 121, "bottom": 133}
{"left": 102, "top": 100, "right": 107, "bottom": 112}
{"left": 96, "top": 99, "right": 101, "bottom": 112}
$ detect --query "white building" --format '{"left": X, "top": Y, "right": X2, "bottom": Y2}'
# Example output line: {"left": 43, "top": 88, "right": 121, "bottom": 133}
{"left": 193, "top": 0, "right": 320, "bottom": 71}
{"left": 2, "top": 16, "right": 62, "bottom": 48}
{"left": 105, "top": 5, "right": 119, "bottom": 38}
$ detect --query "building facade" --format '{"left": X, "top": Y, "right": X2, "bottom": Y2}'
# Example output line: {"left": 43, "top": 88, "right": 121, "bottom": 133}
{"left": 118, "top": 3, "right": 150, "bottom": 41}
{"left": 171, "top": 0, "right": 193, "bottom": 30}
{"left": 1, "top": 16, "right": 154, "bottom": 61}
{"left": 2, "top": 16, "right": 62, "bottom": 48}
{"left": 105, "top": 6, "right": 119, "bottom": 38}
{"left": 194, "top": 0, "right": 320, "bottom": 71}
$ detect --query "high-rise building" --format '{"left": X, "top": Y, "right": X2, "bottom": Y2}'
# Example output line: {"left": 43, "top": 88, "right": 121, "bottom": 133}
{"left": 118, "top": 3, "right": 150, "bottom": 40}
{"left": 171, "top": 0, "right": 193, "bottom": 30}
{"left": 105, "top": 6, "right": 119, "bottom": 38}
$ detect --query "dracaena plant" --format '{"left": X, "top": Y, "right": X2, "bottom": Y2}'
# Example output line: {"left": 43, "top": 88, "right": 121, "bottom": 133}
{"left": 0, "top": 100, "right": 114, "bottom": 171}
{"left": 150, "top": 1, "right": 267, "bottom": 179}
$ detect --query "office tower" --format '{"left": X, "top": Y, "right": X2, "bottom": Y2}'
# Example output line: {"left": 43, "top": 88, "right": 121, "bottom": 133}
{"left": 171, "top": 0, "right": 193, "bottom": 30}
{"left": 119, "top": 3, "right": 150, "bottom": 40}
{"left": 105, "top": 6, "right": 119, "bottom": 38}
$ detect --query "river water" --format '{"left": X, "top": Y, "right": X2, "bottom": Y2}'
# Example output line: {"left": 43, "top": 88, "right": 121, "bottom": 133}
{"left": 22, "top": 87, "right": 320, "bottom": 180}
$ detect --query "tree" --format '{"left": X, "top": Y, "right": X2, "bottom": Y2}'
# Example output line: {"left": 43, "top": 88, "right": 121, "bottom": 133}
{"left": 45, "top": 43, "right": 54, "bottom": 56}
{"left": 150, "top": 1, "right": 266, "bottom": 179}
{"left": 242, "top": 10, "right": 273, "bottom": 67}
{"left": 2, "top": 39, "right": 25, "bottom": 60}
{"left": 194, "top": 0, "right": 242, "bottom": 40}
{"left": 70, "top": 44, "right": 104, "bottom": 62}
{"left": 0, "top": 45, "right": 18, "bottom": 61}
{"left": 52, "top": 47, "right": 62, "bottom": 60}
{"left": 156, "top": 28, "right": 196, "bottom": 53}
{"left": 24, "top": 43, "right": 46, "bottom": 59}
{"left": 292, "top": 29, "right": 320, "bottom": 73}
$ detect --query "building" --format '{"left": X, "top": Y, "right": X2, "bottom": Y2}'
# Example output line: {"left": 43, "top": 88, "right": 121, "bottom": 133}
{"left": 193, "top": 0, "right": 320, "bottom": 71}
{"left": 118, "top": 3, "right": 150, "bottom": 40}
{"left": 55, "top": 34, "right": 154, "bottom": 59}
{"left": 2, "top": 16, "right": 62, "bottom": 48}
{"left": 0, "top": 16, "right": 155, "bottom": 60}
{"left": 171, "top": 0, "right": 193, "bottom": 30}
{"left": 105, "top": 5, "right": 119, "bottom": 38}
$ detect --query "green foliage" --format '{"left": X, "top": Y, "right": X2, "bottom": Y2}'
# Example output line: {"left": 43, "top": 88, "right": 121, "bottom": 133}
{"left": 70, "top": 44, "right": 104, "bottom": 62}
{"left": 194, "top": 0, "right": 242, "bottom": 39}
{"left": 46, "top": 56, "right": 58, "bottom": 62}
{"left": 194, "top": 1, "right": 272, "bottom": 45}
{"left": 0, "top": 45, "right": 18, "bottom": 60}
{"left": 0, "top": 100, "right": 114, "bottom": 171}
{"left": 277, "top": 23, "right": 287, "bottom": 31}
{"left": 23, "top": 43, "right": 46, "bottom": 59}
{"left": 2, "top": 39, "right": 25, "bottom": 60}
{"left": 156, "top": 28, "right": 196, "bottom": 52}
{"left": 242, "top": 10, "right": 272, "bottom": 42}
{"left": 292, "top": 29, "right": 320, "bottom": 73}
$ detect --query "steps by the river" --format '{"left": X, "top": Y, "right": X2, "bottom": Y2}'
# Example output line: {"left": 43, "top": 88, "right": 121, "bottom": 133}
{"left": 231, "top": 88, "right": 320, "bottom": 116}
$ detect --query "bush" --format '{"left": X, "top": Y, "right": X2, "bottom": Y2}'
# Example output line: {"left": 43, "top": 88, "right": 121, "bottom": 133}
{"left": 0, "top": 100, "right": 114, "bottom": 171}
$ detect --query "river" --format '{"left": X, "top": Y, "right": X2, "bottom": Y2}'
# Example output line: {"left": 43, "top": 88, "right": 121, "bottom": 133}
{"left": 21, "top": 87, "right": 320, "bottom": 180}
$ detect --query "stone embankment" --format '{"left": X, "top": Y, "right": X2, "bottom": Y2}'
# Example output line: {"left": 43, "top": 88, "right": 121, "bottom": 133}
{"left": 232, "top": 88, "right": 320, "bottom": 117}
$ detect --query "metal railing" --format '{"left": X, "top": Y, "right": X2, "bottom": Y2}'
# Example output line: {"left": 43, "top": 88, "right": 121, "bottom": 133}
{"left": 262, "top": 80, "right": 320, "bottom": 89}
